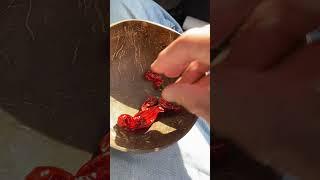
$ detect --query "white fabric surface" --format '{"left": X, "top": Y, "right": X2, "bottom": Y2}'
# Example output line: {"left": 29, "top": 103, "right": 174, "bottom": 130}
{"left": 110, "top": 119, "right": 210, "bottom": 180}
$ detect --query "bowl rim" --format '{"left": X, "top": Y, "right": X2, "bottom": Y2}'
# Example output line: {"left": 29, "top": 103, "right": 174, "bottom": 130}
{"left": 110, "top": 19, "right": 182, "bottom": 35}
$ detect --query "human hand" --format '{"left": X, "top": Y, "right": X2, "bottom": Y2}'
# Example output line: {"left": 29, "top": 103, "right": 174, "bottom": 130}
{"left": 151, "top": 25, "right": 210, "bottom": 123}
{"left": 213, "top": 0, "right": 320, "bottom": 179}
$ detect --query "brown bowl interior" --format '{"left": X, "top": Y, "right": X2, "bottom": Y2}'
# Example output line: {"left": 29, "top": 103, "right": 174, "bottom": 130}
{"left": 110, "top": 20, "right": 197, "bottom": 153}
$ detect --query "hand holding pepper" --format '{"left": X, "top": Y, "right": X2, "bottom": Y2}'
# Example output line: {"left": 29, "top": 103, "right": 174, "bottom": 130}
{"left": 151, "top": 25, "right": 210, "bottom": 123}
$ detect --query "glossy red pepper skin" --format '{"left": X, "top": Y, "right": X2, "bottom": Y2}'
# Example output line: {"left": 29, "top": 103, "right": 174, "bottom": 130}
{"left": 117, "top": 71, "right": 182, "bottom": 131}
{"left": 144, "top": 70, "right": 164, "bottom": 89}
{"left": 25, "top": 154, "right": 110, "bottom": 180}
{"left": 144, "top": 70, "right": 162, "bottom": 82}
{"left": 117, "top": 114, "right": 135, "bottom": 129}
{"left": 134, "top": 105, "right": 164, "bottom": 126}
{"left": 117, "top": 94, "right": 183, "bottom": 131}
{"left": 158, "top": 98, "right": 181, "bottom": 112}
{"left": 117, "top": 106, "right": 164, "bottom": 131}
{"left": 99, "top": 132, "right": 110, "bottom": 154}
{"left": 25, "top": 166, "right": 74, "bottom": 180}
{"left": 75, "top": 152, "right": 110, "bottom": 180}
{"left": 26, "top": 130, "right": 110, "bottom": 180}
{"left": 153, "top": 79, "right": 164, "bottom": 90}
{"left": 141, "top": 96, "right": 158, "bottom": 111}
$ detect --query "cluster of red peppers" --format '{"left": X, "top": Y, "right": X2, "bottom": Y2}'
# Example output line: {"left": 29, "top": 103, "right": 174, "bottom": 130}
{"left": 117, "top": 96, "right": 181, "bottom": 131}
{"left": 117, "top": 70, "right": 181, "bottom": 131}
{"left": 25, "top": 133, "right": 110, "bottom": 180}
{"left": 144, "top": 70, "right": 164, "bottom": 90}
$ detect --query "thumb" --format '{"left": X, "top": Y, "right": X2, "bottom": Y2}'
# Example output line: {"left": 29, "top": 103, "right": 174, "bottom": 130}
{"left": 162, "top": 83, "right": 210, "bottom": 122}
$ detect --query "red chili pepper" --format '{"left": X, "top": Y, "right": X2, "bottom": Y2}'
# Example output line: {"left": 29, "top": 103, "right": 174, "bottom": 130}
{"left": 153, "top": 79, "right": 164, "bottom": 90}
{"left": 117, "top": 70, "right": 182, "bottom": 131}
{"left": 141, "top": 96, "right": 158, "bottom": 111}
{"left": 27, "top": 131, "right": 110, "bottom": 180}
{"left": 117, "top": 114, "right": 146, "bottom": 131}
{"left": 99, "top": 132, "right": 110, "bottom": 154}
{"left": 158, "top": 98, "right": 181, "bottom": 112}
{"left": 134, "top": 105, "right": 164, "bottom": 126}
{"left": 117, "top": 106, "right": 164, "bottom": 131}
{"left": 144, "top": 70, "right": 162, "bottom": 82}
{"left": 144, "top": 70, "right": 164, "bottom": 90}
{"left": 25, "top": 166, "right": 74, "bottom": 180}
{"left": 75, "top": 153, "right": 110, "bottom": 180}
{"left": 117, "top": 114, "right": 135, "bottom": 129}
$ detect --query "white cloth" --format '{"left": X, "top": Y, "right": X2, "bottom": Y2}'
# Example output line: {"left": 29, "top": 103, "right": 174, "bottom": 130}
{"left": 110, "top": 119, "right": 210, "bottom": 180}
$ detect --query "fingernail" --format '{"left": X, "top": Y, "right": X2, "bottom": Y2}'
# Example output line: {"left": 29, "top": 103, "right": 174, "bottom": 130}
{"left": 175, "top": 77, "right": 182, "bottom": 84}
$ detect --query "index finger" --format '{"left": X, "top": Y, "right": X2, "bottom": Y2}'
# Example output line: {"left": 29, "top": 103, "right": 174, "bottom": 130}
{"left": 151, "top": 25, "right": 210, "bottom": 78}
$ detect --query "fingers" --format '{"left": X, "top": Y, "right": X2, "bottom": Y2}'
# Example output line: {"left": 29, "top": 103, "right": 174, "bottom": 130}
{"left": 217, "top": 0, "right": 320, "bottom": 70}
{"left": 176, "top": 61, "right": 209, "bottom": 84}
{"left": 150, "top": 26, "right": 210, "bottom": 122}
{"left": 162, "top": 76, "right": 210, "bottom": 122}
{"left": 151, "top": 26, "right": 210, "bottom": 78}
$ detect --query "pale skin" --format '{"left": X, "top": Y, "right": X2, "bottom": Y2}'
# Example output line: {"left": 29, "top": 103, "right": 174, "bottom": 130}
{"left": 151, "top": 25, "right": 211, "bottom": 124}
{"left": 152, "top": 0, "right": 320, "bottom": 179}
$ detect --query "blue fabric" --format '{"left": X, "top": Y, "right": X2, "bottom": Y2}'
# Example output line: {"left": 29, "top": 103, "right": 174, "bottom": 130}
{"left": 110, "top": 0, "right": 210, "bottom": 179}
{"left": 110, "top": 0, "right": 183, "bottom": 33}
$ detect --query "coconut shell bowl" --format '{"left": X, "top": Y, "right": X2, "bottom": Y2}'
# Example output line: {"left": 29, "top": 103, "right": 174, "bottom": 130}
{"left": 110, "top": 20, "right": 197, "bottom": 153}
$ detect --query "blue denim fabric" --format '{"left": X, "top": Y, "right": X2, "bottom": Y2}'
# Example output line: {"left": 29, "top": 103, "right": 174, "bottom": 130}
{"left": 110, "top": 0, "right": 210, "bottom": 179}
{"left": 110, "top": 0, "right": 183, "bottom": 33}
